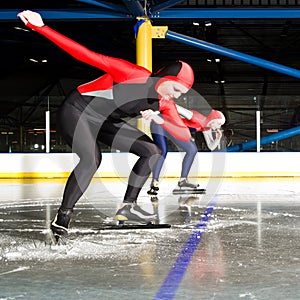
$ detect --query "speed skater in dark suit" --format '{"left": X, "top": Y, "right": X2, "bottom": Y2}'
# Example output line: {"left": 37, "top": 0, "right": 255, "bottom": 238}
{"left": 18, "top": 10, "right": 196, "bottom": 238}
{"left": 148, "top": 106, "right": 225, "bottom": 195}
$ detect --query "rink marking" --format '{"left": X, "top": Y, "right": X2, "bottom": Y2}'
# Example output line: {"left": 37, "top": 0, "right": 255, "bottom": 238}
{"left": 0, "top": 266, "right": 30, "bottom": 276}
{"left": 154, "top": 195, "right": 219, "bottom": 300}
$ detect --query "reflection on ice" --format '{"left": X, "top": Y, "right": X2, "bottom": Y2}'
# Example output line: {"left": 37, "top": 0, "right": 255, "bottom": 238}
{"left": 0, "top": 200, "right": 299, "bottom": 264}
{"left": 0, "top": 266, "right": 30, "bottom": 276}
{"left": 0, "top": 179, "right": 299, "bottom": 300}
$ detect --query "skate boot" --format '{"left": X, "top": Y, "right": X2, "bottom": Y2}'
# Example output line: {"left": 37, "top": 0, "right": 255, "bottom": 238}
{"left": 173, "top": 179, "right": 205, "bottom": 195}
{"left": 50, "top": 208, "right": 73, "bottom": 242}
{"left": 147, "top": 179, "right": 159, "bottom": 196}
{"left": 178, "top": 179, "right": 200, "bottom": 190}
{"left": 115, "top": 203, "right": 157, "bottom": 224}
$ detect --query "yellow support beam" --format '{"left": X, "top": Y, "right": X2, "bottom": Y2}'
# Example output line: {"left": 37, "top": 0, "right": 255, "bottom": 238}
{"left": 136, "top": 18, "right": 153, "bottom": 71}
{"left": 135, "top": 19, "right": 168, "bottom": 135}
{"left": 135, "top": 18, "right": 168, "bottom": 71}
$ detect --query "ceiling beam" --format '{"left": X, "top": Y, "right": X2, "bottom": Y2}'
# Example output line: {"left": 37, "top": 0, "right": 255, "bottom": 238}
{"left": 0, "top": 9, "right": 132, "bottom": 21}
{"left": 3, "top": 8, "right": 300, "bottom": 21}
{"left": 149, "top": 8, "right": 300, "bottom": 19}
{"left": 166, "top": 30, "right": 300, "bottom": 79}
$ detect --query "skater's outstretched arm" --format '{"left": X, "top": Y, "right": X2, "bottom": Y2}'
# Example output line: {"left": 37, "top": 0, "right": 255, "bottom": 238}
{"left": 141, "top": 99, "right": 192, "bottom": 142}
{"left": 17, "top": 10, "right": 151, "bottom": 84}
{"left": 175, "top": 105, "right": 225, "bottom": 150}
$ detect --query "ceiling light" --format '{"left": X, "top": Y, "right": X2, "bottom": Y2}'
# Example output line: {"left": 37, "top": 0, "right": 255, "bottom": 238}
{"left": 14, "top": 26, "right": 30, "bottom": 32}
{"left": 205, "top": 21, "right": 212, "bottom": 27}
{"left": 29, "top": 58, "right": 48, "bottom": 63}
{"left": 193, "top": 22, "right": 200, "bottom": 26}
{"left": 215, "top": 58, "right": 220, "bottom": 63}
{"left": 206, "top": 58, "right": 212, "bottom": 62}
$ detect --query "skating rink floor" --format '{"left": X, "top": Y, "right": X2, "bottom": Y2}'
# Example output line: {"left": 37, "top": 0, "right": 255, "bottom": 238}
{"left": 0, "top": 177, "right": 299, "bottom": 300}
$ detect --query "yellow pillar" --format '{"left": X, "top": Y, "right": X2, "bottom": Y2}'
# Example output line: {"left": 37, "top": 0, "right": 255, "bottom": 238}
{"left": 135, "top": 18, "right": 168, "bottom": 71}
{"left": 136, "top": 18, "right": 153, "bottom": 136}
{"left": 136, "top": 19, "right": 168, "bottom": 136}
{"left": 136, "top": 17, "right": 153, "bottom": 72}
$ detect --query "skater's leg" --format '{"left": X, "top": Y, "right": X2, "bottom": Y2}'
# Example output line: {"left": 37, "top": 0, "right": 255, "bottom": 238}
{"left": 167, "top": 136, "right": 200, "bottom": 189}
{"left": 100, "top": 122, "right": 161, "bottom": 223}
{"left": 147, "top": 123, "right": 168, "bottom": 195}
{"left": 52, "top": 100, "right": 102, "bottom": 237}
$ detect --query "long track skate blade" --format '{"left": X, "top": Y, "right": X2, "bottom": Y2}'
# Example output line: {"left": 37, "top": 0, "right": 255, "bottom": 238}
{"left": 172, "top": 188, "right": 206, "bottom": 195}
{"left": 99, "top": 223, "right": 171, "bottom": 230}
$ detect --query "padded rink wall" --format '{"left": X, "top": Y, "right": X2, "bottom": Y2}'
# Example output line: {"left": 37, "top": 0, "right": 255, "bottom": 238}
{"left": 0, "top": 152, "right": 299, "bottom": 178}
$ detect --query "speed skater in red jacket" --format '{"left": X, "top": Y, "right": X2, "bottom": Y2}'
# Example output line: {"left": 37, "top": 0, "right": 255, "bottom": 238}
{"left": 148, "top": 107, "right": 225, "bottom": 195}
{"left": 18, "top": 10, "right": 196, "bottom": 236}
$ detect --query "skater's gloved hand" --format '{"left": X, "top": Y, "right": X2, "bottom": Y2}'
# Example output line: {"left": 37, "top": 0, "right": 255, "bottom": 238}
{"left": 17, "top": 10, "right": 45, "bottom": 27}
{"left": 140, "top": 109, "right": 164, "bottom": 124}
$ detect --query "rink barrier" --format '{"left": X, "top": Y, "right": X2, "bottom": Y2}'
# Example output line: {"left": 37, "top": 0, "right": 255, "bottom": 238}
{"left": 0, "top": 152, "right": 299, "bottom": 179}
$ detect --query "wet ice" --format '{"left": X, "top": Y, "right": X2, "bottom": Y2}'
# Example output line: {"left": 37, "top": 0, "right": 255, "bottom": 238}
{"left": 0, "top": 178, "right": 299, "bottom": 299}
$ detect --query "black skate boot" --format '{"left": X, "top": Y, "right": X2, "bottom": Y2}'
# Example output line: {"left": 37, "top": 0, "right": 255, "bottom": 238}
{"left": 50, "top": 208, "right": 73, "bottom": 243}
{"left": 115, "top": 203, "right": 157, "bottom": 224}
{"left": 178, "top": 179, "right": 199, "bottom": 190}
{"left": 147, "top": 179, "right": 159, "bottom": 196}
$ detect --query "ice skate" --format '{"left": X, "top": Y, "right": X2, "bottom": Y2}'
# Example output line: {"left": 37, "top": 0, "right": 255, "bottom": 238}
{"left": 178, "top": 179, "right": 199, "bottom": 189}
{"left": 50, "top": 208, "right": 73, "bottom": 243}
{"left": 173, "top": 179, "right": 206, "bottom": 195}
{"left": 115, "top": 203, "right": 157, "bottom": 225}
{"left": 147, "top": 179, "right": 159, "bottom": 196}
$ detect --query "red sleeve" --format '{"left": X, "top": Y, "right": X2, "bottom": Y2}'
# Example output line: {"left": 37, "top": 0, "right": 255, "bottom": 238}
{"left": 159, "top": 99, "right": 191, "bottom": 142}
{"left": 26, "top": 23, "right": 151, "bottom": 83}
{"left": 78, "top": 73, "right": 113, "bottom": 94}
{"left": 182, "top": 110, "right": 206, "bottom": 131}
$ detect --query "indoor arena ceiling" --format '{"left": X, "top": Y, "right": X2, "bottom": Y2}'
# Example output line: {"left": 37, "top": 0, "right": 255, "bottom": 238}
{"left": 1, "top": 1, "right": 300, "bottom": 143}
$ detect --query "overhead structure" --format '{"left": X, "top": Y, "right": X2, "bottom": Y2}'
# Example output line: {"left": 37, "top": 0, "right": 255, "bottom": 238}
{"left": 3, "top": 7, "right": 300, "bottom": 20}
{"left": 2, "top": 1, "right": 300, "bottom": 152}
{"left": 165, "top": 30, "right": 300, "bottom": 79}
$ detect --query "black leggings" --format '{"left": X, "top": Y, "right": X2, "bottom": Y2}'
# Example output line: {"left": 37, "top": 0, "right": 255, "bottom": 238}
{"left": 57, "top": 91, "right": 161, "bottom": 209}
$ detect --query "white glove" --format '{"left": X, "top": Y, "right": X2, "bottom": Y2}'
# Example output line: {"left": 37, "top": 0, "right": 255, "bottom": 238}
{"left": 140, "top": 110, "right": 164, "bottom": 124}
{"left": 17, "top": 10, "right": 45, "bottom": 27}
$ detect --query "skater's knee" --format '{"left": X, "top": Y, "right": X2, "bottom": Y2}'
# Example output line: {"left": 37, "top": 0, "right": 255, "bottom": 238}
{"left": 79, "top": 151, "right": 102, "bottom": 172}
{"left": 187, "top": 144, "right": 198, "bottom": 156}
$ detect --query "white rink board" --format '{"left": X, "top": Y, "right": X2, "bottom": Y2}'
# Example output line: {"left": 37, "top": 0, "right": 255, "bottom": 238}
{"left": 0, "top": 152, "right": 299, "bottom": 178}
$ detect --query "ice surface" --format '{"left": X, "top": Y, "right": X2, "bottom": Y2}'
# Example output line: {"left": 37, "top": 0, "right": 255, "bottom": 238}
{"left": 0, "top": 178, "right": 299, "bottom": 300}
